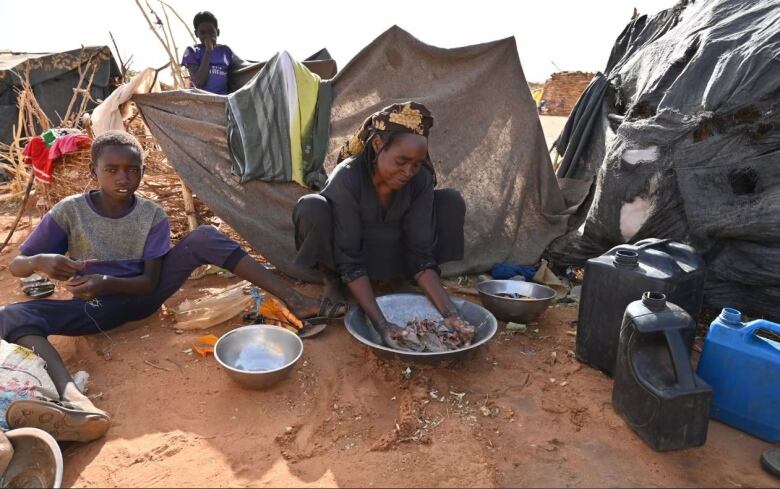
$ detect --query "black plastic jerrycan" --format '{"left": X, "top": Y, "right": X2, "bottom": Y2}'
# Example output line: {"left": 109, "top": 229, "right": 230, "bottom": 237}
{"left": 577, "top": 238, "right": 705, "bottom": 375}
{"left": 612, "top": 292, "right": 711, "bottom": 452}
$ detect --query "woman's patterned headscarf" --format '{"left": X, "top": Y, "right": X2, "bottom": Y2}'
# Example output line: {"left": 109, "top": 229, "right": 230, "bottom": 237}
{"left": 336, "top": 102, "right": 434, "bottom": 166}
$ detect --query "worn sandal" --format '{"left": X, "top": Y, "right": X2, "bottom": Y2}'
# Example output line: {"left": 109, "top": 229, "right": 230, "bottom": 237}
{"left": 296, "top": 298, "right": 348, "bottom": 338}
{"left": 297, "top": 318, "right": 330, "bottom": 339}
{"left": 20, "top": 274, "right": 55, "bottom": 299}
{"left": 303, "top": 297, "right": 347, "bottom": 322}
{"left": 6, "top": 399, "right": 111, "bottom": 443}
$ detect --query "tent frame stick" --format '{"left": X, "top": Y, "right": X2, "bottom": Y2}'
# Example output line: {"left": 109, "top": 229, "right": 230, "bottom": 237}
{"left": 109, "top": 31, "right": 128, "bottom": 82}
{"left": 0, "top": 173, "right": 35, "bottom": 254}
{"left": 180, "top": 180, "right": 198, "bottom": 231}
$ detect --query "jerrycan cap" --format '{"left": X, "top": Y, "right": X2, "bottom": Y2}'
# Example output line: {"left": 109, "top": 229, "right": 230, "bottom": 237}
{"left": 719, "top": 307, "right": 742, "bottom": 326}
{"left": 614, "top": 249, "right": 639, "bottom": 267}
{"left": 642, "top": 291, "right": 667, "bottom": 311}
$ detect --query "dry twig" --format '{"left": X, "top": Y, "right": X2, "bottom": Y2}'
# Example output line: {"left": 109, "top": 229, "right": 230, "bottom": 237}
{"left": 0, "top": 173, "right": 35, "bottom": 253}
{"left": 159, "top": 0, "right": 197, "bottom": 43}
{"left": 134, "top": 0, "right": 185, "bottom": 87}
{"left": 160, "top": 1, "right": 181, "bottom": 64}
{"left": 144, "top": 360, "right": 172, "bottom": 371}
{"left": 62, "top": 47, "right": 101, "bottom": 125}
{"left": 109, "top": 31, "right": 128, "bottom": 82}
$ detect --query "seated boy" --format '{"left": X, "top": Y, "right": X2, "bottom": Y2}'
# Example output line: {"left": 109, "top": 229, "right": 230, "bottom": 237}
{"left": 181, "top": 11, "right": 245, "bottom": 94}
{"left": 1, "top": 131, "right": 344, "bottom": 442}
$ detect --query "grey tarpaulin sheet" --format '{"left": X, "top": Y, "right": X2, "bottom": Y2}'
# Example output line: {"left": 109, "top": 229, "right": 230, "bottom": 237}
{"left": 548, "top": 0, "right": 780, "bottom": 318}
{"left": 134, "top": 26, "right": 570, "bottom": 282}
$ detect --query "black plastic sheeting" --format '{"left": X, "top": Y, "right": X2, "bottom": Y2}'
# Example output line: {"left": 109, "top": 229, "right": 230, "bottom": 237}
{"left": 549, "top": 0, "right": 780, "bottom": 319}
{"left": 0, "top": 47, "right": 120, "bottom": 143}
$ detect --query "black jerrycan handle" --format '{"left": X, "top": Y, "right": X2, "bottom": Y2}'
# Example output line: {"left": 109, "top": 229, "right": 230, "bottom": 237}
{"left": 635, "top": 238, "right": 672, "bottom": 250}
{"left": 664, "top": 329, "right": 696, "bottom": 389}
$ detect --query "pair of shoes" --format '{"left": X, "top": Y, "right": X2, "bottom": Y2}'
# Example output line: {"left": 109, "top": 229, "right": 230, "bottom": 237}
{"left": 6, "top": 398, "right": 111, "bottom": 443}
{"left": 20, "top": 274, "right": 55, "bottom": 299}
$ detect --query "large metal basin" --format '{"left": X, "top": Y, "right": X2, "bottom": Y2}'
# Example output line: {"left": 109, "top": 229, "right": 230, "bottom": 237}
{"left": 477, "top": 280, "right": 556, "bottom": 323}
{"left": 214, "top": 324, "right": 303, "bottom": 389}
{"left": 344, "top": 293, "right": 498, "bottom": 364}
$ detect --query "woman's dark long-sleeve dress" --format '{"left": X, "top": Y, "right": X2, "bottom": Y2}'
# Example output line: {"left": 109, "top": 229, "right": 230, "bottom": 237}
{"left": 293, "top": 154, "right": 465, "bottom": 282}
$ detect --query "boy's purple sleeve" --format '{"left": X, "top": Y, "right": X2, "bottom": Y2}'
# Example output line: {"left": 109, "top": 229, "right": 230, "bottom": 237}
{"left": 181, "top": 46, "right": 198, "bottom": 66}
{"left": 19, "top": 213, "right": 68, "bottom": 256}
{"left": 142, "top": 217, "right": 172, "bottom": 260}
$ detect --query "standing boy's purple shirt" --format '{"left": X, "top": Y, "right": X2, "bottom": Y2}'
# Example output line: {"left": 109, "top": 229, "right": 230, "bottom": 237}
{"left": 181, "top": 44, "right": 234, "bottom": 95}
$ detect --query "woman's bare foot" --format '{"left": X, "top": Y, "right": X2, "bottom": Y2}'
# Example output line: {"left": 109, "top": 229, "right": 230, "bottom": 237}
{"left": 320, "top": 266, "right": 346, "bottom": 303}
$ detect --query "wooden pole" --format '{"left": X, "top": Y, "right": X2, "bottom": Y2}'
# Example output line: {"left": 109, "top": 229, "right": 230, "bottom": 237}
{"left": 73, "top": 64, "right": 99, "bottom": 126}
{"left": 180, "top": 180, "right": 198, "bottom": 231}
{"left": 160, "top": 1, "right": 180, "bottom": 66}
{"left": 134, "top": 0, "right": 184, "bottom": 88}
{"left": 156, "top": 2, "right": 176, "bottom": 64}
{"left": 109, "top": 31, "right": 127, "bottom": 82}
{"left": 62, "top": 47, "right": 88, "bottom": 124}
{"left": 0, "top": 172, "right": 35, "bottom": 254}
{"left": 159, "top": 0, "right": 197, "bottom": 43}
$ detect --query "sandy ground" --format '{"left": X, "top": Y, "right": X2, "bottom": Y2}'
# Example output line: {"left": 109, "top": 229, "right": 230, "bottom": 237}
{"left": 0, "top": 210, "right": 776, "bottom": 488}
{"left": 539, "top": 115, "right": 568, "bottom": 151}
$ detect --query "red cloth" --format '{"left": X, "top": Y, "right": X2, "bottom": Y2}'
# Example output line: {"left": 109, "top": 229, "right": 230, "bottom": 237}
{"left": 22, "top": 136, "right": 53, "bottom": 183}
{"left": 22, "top": 133, "right": 91, "bottom": 183}
{"left": 49, "top": 134, "right": 91, "bottom": 160}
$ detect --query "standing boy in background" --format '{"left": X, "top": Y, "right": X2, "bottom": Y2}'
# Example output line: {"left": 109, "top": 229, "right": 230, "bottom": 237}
{"left": 181, "top": 11, "right": 246, "bottom": 94}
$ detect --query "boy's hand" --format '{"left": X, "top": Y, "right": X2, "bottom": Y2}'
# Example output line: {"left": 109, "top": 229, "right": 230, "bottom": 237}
{"left": 34, "top": 254, "right": 84, "bottom": 281}
{"left": 65, "top": 274, "right": 107, "bottom": 301}
{"left": 204, "top": 38, "right": 215, "bottom": 53}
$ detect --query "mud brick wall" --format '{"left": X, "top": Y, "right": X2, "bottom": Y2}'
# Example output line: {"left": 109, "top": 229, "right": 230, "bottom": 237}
{"left": 541, "top": 71, "right": 595, "bottom": 116}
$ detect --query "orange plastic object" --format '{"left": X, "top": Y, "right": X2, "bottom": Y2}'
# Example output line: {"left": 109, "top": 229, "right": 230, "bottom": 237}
{"left": 259, "top": 297, "right": 303, "bottom": 330}
{"left": 192, "top": 334, "right": 219, "bottom": 357}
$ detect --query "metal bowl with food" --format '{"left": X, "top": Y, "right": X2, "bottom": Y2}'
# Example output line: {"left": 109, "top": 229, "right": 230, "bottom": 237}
{"left": 476, "top": 280, "right": 556, "bottom": 323}
{"left": 214, "top": 324, "right": 303, "bottom": 389}
{"left": 344, "top": 293, "right": 498, "bottom": 364}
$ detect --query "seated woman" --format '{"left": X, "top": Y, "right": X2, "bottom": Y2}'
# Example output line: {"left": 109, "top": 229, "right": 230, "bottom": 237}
{"left": 181, "top": 11, "right": 245, "bottom": 94}
{"left": 293, "top": 102, "right": 469, "bottom": 349}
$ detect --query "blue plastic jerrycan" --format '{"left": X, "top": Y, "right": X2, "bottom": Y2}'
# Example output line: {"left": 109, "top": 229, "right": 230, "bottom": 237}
{"left": 697, "top": 308, "right": 780, "bottom": 442}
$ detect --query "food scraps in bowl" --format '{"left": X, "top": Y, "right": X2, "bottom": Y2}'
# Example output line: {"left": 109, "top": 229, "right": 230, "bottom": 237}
{"left": 497, "top": 292, "right": 537, "bottom": 300}
{"left": 391, "top": 318, "right": 476, "bottom": 353}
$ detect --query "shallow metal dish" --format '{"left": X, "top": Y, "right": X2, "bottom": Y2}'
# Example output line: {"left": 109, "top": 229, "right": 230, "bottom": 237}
{"left": 214, "top": 324, "right": 303, "bottom": 389}
{"left": 476, "top": 280, "right": 556, "bottom": 323}
{"left": 344, "top": 293, "right": 498, "bottom": 364}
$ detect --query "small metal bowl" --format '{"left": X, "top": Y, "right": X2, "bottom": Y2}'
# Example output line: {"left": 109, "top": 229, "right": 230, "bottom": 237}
{"left": 477, "top": 280, "right": 556, "bottom": 323}
{"left": 214, "top": 325, "right": 303, "bottom": 389}
{"left": 1, "top": 428, "right": 63, "bottom": 489}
